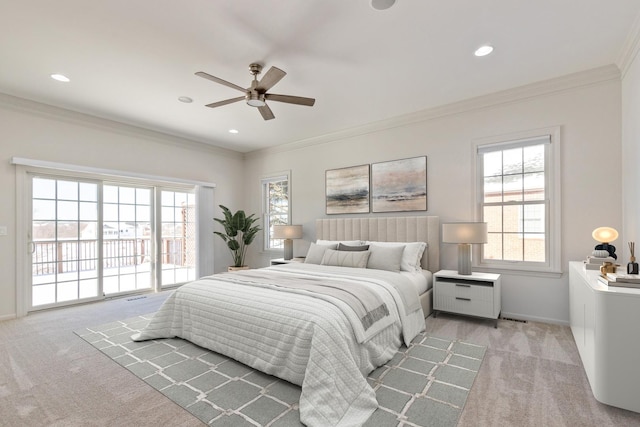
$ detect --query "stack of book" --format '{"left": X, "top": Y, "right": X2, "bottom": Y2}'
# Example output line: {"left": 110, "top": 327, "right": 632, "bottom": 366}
{"left": 583, "top": 256, "right": 617, "bottom": 270}
{"left": 597, "top": 272, "right": 640, "bottom": 288}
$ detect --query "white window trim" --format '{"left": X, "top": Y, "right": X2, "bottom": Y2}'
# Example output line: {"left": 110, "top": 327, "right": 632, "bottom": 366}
{"left": 261, "top": 171, "right": 291, "bottom": 252}
{"left": 472, "top": 126, "right": 562, "bottom": 276}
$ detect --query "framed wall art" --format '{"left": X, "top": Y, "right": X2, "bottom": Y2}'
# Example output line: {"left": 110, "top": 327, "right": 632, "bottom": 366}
{"left": 325, "top": 164, "right": 370, "bottom": 214}
{"left": 371, "top": 156, "right": 427, "bottom": 213}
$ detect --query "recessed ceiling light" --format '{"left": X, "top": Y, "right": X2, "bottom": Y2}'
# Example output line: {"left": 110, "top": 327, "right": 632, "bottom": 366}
{"left": 229, "top": 129, "right": 239, "bottom": 134}
{"left": 370, "top": 0, "right": 396, "bottom": 11}
{"left": 178, "top": 96, "right": 193, "bottom": 103}
{"left": 50, "top": 73, "right": 70, "bottom": 82}
{"left": 474, "top": 45, "right": 494, "bottom": 57}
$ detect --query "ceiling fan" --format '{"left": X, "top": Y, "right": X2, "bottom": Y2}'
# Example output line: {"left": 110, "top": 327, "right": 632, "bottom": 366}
{"left": 195, "top": 63, "right": 316, "bottom": 120}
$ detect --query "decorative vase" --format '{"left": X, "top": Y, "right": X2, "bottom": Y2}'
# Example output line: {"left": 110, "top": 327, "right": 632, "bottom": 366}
{"left": 228, "top": 266, "right": 250, "bottom": 272}
{"left": 627, "top": 256, "right": 639, "bottom": 274}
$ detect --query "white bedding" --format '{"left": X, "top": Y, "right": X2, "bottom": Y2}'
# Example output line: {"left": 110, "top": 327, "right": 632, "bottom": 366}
{"left": 131, "top": 263, "right": 425, "bottom": 426}
{"left": 401, "top": 270, "right": 432, "bottom": 294}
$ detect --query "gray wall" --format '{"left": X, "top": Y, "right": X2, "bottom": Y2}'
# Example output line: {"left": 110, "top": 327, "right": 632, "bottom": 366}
{"left": 0, "top": 94, "right": 245, "bottom": 319}
{"left": 243, "top": 67, "right": 623, "bottom": 325}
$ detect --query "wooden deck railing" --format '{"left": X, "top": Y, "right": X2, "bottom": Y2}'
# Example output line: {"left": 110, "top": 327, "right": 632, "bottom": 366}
{"left": 32, "top": 238, "right": 192, "bottom": 275}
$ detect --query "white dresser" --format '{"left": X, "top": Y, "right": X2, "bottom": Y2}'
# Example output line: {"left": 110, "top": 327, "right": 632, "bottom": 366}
{"left": 433, "top": 270, "right": 501, "bottom": 327}
{"left": 569, "top": 261, "right": 640, "bottom": 413}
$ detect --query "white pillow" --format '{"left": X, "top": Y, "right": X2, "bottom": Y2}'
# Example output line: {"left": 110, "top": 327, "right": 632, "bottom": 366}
{"left": 305, "top": 242, "right": 337, "bottom": 264}
{"left": 366, "top": 241, "right": 427, "bottom": 272}
{"left": 367, "top": 245, "right": 404, "bottom": 272}
{"left": 321, "top": 249, "right": 370, "bottom": 268}
{"left": 403, "top": 242, "right": 427, "bottom": 272}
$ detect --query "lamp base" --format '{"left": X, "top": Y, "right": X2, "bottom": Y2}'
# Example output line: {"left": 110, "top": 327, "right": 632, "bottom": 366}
{"left": 457, "top": 243, "right": 472, "bottom": 275}
{"left": 283, "top": 239, "right": 293, "bottom": 260}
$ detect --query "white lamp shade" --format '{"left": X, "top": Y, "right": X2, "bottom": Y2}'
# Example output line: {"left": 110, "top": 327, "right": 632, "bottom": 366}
{"left": 592, "top": 227, "right": 618, "bottom": 243}
{"left": 273, "top": 225, "right": 303, "bottom": 240}
{"left": 442, "top": 222, "right": 488, "bottom": 244}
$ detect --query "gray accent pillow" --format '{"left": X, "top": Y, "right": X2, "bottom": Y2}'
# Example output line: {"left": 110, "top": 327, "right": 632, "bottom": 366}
{"left": 367, "top": 244, "right": 404, "bottom": 272}
{"left": 305, "top": 242, "right": 338, "bottom": 264}
{"left": 337, "top": 243, "right": 370, "bottom": 252}
{"left": 321, "top": 249, "right": 370, "bottom": 268}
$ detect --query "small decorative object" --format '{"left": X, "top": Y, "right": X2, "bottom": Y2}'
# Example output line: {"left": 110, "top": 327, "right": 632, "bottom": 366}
{"left": 273, "top": 224, "right": 303, "bottom": 260}
{"left": 600, "top": 261, "right": 617, "bottom": 275}
{"left": 214, "top": 205, "right": 261, "bottom": 270}
{"left": 442, "top": 222, "right": 488, "bottom": 275}
{"left": 591, "top": 249, "right": 610, "bottom": 258}
{"left": 592, "top": 227, "right": 619, "bottom": 260}
{"left": 628, "top": 242, "right": 639, "bottom": 274}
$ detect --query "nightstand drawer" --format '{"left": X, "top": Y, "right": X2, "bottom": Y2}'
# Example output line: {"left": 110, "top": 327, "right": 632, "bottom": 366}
{"left": 434, "top": 294, "right": 495, "bottom": 318}
{"left": 435, "top": 281, "right": 494, "bottom": 301}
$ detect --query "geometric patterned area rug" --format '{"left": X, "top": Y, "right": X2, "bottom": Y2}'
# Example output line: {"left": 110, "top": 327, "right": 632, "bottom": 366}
{"left": 76, "top": 315, "right": 486, "bottom": 427}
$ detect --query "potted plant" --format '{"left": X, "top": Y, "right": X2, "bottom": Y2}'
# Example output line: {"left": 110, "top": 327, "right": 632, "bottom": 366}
{"left": 214, "top": 205, "right": 261, "bottom": 271}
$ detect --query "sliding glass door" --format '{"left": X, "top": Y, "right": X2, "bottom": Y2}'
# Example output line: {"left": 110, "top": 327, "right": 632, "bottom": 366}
{"left": 160, "top": 190, "right": 196, "bottom": 288}
{"left": 29, "top": 174, "right": 197, "bottom": 311}
{"left": 31, "top": 176, "right": 101, "bottom": 307}
{"left": 102, "top": 184, "right": 153, "bottom": 295}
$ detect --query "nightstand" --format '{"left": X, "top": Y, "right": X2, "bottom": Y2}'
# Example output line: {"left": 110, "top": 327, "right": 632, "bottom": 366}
{"left": 270, "top": 257, "right": 305, "bottom": 265}
{"left": 433, "top": 270, "right": 501, "bottom": 327}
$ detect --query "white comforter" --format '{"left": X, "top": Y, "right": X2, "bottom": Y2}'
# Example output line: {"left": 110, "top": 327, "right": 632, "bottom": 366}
{"left": 131, "top": 263, "right": 425, "bottom": 426}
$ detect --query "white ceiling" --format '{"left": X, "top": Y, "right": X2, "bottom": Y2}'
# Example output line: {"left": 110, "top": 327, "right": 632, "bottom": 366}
{"left": 1, "top": 1, "right": 639, "bottom": 153}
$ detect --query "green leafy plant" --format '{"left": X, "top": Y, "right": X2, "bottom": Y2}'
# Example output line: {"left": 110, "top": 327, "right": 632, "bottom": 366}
{"left": 214, "top": 205, "right": 262, "bottom": 267}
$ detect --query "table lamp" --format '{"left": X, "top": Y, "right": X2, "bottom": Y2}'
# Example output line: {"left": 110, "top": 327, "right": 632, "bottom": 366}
{"left": 442, "top": 222, "right": 488, "bottom": 275}
{"left": 592, "top": 226, "right": 619, "bottom": 260}
{"left": 273, "top": 225, "right": 303, "bottom": 260}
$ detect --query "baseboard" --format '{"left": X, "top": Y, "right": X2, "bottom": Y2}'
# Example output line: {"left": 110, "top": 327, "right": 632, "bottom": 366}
{"left": 0, "top": 313, "right": 17, "bottom": 322}
{"left": 500, "top": 311, "right": 569, "bottom": 326}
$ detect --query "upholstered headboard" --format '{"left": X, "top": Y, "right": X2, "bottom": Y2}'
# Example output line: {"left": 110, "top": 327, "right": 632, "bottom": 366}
{"left": 316, "top": 216, "right": 440, "bottom": 272}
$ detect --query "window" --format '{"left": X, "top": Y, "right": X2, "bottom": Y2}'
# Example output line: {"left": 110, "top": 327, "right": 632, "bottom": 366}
{"left": 262, "top": 172, "right": 290, "bottom": 251}
{"left": 475, "top": 128, "right": 561, "bottom": 274}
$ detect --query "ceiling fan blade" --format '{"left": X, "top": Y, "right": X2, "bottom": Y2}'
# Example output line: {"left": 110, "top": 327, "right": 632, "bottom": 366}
{"left": 195, "top": 71, "right": 246, "bottom": 93}
{"left": 256, "top": 66, "right": 286, "bottom": 92}
{"left": 265, "top": 93, "right": 315, "bottom": 106}
{"left": 205, "top": 96, "right": 245, "bottom": 108}
{"left": 258, "top": 104, "right": 275, "bottom": 120}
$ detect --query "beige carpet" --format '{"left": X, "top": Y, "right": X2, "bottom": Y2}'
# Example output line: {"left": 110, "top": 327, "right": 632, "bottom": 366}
{"left": 1, "top": 291, "right": 640, "bottom": 426}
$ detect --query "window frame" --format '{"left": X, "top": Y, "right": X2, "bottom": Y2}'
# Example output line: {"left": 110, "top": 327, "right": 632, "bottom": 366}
{"left": 261, "top": 171, "right": 291, "bottom": 252}
{"left": 473, "top": 127, "right": 561, "bottom": 275}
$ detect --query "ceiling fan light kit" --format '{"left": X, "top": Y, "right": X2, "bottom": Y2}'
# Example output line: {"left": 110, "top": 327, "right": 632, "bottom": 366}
{"left": 246, "top": 92, "right": 266, "bottom": 107}
{"left": 196, "top": 63, "right": 315, "bottom": 120}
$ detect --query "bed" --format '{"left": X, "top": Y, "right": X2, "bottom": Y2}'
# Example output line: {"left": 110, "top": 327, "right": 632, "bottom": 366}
{"left": 132, "top": 216, "right": 439, "bottom": 426}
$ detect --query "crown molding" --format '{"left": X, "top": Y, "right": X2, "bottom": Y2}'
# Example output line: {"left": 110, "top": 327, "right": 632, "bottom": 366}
{"left": 245, "top": 65, "right": 621, "bottom": 159}
{"left": 0, "top": 92, "right": 243, "bottom": 159}
{"left": 618, "top": 10, "right": 640, "bottom": 79}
